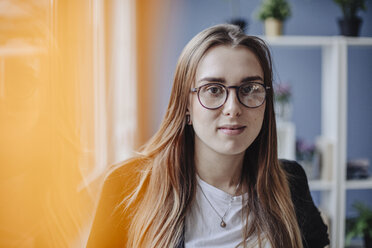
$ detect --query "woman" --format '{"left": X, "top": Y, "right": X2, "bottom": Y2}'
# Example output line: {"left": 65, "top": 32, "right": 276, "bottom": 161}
{"left": 87, "top": 24, "right": 329, "bottom": 248}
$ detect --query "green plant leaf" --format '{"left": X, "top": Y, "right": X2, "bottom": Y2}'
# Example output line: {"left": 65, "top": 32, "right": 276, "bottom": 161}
{"left": 345, "top": 202, "right": 372, "bottom": 244}
{"left": 332, "top": 0, "right": 367, "bottom": 19}
{"left": 256, "top": 0, "right": 292, "bottom": 21}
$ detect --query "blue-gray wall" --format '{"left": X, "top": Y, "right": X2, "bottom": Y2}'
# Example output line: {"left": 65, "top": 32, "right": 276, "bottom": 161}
{"left": 152, "top": 0, "right": 372, "bottom": 218}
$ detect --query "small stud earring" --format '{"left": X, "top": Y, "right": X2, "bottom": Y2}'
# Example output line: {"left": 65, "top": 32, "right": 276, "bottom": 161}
{"left": 186, "top": 114, "right": 192, "bottom": 125}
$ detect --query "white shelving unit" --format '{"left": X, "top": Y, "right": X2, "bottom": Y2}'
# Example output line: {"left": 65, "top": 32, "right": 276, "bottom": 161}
{"left": 263, "top": 36, "right": 372, "bottom": 248}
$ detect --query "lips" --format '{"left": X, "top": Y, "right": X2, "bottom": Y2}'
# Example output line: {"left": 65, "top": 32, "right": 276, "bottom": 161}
{"left": 217, "top": 125, "right": 246, "bottom": 135}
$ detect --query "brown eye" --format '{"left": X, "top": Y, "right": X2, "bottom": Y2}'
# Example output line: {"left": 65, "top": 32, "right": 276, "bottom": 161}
{"left": 203, "top": 84, "right": 224, "bottom": 97}
{"left": 240, "top": 84, "right": 254, "bottom": 96}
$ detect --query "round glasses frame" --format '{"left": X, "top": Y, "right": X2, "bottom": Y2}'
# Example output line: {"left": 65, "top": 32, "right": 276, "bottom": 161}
{"left": 190, "top": 82, "right": 271, "bottom": 110}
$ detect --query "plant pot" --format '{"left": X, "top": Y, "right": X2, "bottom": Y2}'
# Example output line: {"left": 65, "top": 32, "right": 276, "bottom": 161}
{"left": 275, "top": 101, "right": 292, "bottom": 122}
{"left": 264, "top": 18, "right": 282, "bottom": 36}
{"left": 338, "top": 17, "right": 363, "bottom": 37}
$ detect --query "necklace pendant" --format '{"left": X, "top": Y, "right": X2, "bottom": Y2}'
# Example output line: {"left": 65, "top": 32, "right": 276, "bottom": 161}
{"left": 220, "top": 220, "right": 226, "bottom": 228}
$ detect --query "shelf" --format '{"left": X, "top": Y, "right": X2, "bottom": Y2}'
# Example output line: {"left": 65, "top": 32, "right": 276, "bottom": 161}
{"left": 343, "top": 37, "right": 372, "bottom": 46}
{"left": 345, "top": 178, "right": 372, "bottom": 190}
{"left": 262, "top": 36, "right": 333, "bottom": 46}
{"left": 309, "top": 180, "right": 333, "bottom": 191}
{"left": 261, "top": 35, "right": 372, "bottom": 47}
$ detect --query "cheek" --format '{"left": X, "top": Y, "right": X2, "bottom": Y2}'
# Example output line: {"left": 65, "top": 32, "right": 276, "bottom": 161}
{"left": 258, "top": 108, "right": 265, "bottom": 126}
{"left": 191, "top": 104, "right": 212, "bottom": 124}
{"left": 190, "top": 96, "right": 205, "bottom": 119}
{"left": 257, "top": 108, "right": 266, "bottom": 122}
{"left": 190, "top": 97, "right": 219, "bottom": 127}
{"left": 247, "top": 106, "right": 265, "bottom": 130}
{"left": 249, "top": 102, "right": 265, "bottom": 116}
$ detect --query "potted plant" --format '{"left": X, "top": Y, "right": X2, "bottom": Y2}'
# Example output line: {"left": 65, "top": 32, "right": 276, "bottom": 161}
{"left": 274, "top": 83, "right": 292, "bottom": 121}
{"left": 346, "top": 202, "right": 372, "bottom": 248}
{"left": 256, "top": 0, "right": 291, "bottom": 36}
{"left": 333, "top": 0, "right": 367, "bottom": 36}
{"left": 296, "top": 138, "right": 318, "bottom": 180}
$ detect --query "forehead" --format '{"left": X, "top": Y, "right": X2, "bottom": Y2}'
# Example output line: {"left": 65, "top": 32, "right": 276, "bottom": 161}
{"left": 195, "top": 45, "right": 264, "bottom": 83}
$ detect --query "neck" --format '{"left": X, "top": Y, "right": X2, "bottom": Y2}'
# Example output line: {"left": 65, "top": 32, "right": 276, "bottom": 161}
{"left": 194, "top": 147, "right": 245, "bottom": 196}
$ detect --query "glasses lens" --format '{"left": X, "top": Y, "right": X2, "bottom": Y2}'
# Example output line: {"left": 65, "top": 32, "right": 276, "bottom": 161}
{"left": 199, "top": 83, "right": 227, "bottom": 109}
{"left": 239, "top": 83, "right": 266, "bottom": 108}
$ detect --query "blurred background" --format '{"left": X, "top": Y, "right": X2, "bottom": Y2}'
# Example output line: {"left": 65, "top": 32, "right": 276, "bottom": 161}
{"left": 0, "top": 0, "right": 371, "bottom": 247}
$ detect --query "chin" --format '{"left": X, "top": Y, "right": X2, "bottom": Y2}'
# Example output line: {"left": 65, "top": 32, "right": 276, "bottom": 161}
{"left": 215, "top": 143, "right": 249, "bottom": 156}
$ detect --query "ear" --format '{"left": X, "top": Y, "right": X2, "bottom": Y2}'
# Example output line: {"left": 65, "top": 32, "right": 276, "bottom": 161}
{"left": 186, "top": 98, "right": 191, "bottom": 116}
{"left": 186, "top": 89, "right": 193, "bottom": 124}
{"left": 186, "top": 104, "right": 193, "bottom": 116}
{"left": 185, "top": 107, "right": 192, "bottom": 126}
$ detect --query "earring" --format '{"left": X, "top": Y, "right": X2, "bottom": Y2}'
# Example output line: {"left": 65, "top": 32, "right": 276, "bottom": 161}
{"left": 186, "top": 114, "right": 192, "bottom": 125}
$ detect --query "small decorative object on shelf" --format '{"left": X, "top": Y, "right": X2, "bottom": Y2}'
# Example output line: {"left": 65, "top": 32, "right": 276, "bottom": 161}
{"left": 346, "top": 202, "right": 372, "bottom": 248}
{"left": 256, "top": 0, "right": 291, "bottom": 36}
{"left": 274, "top": 82, "right": 292, "bottom": 122}
{"left": 296, "top": 138, "right": 320, "bottom": 180}
{"left": 226, "top": 0, "right": 249, "bottom": 33}
{"left": 347, "top": 159, "right": 370, "bottom": 180}
{"left": 333, "top": 0, "right": 367, "bottom": 37}
{"left": 315, "top": 136, "right": 334, "bottom": 181}
{"left": 228, "top": 18, "right": 248, "bottom": 33}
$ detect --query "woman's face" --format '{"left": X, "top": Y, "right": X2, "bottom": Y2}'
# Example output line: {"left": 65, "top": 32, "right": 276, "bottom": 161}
{"left": 189, "top": 45, "right": 266, "bottom": 157}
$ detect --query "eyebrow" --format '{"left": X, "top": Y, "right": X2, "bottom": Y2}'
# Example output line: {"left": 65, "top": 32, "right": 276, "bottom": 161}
{"left": 197, "top": 76, "right": 264, "bottom": 84}
{"left": 241, "top": 76, "right": 264, "bottom": 82}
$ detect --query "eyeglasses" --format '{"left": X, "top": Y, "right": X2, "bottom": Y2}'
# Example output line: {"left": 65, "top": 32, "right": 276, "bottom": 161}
{"left": 190, "top": 82, "right": 270, "bottom": 109}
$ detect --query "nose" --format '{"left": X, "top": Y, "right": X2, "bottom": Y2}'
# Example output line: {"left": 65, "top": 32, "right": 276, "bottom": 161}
{"left": 222, "top": 89, "right": 242, "bottom": 117}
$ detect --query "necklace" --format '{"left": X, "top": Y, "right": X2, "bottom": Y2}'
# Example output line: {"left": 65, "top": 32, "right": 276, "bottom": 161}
{"left": 197, "top": 181, "right": 240, "bottom": 228}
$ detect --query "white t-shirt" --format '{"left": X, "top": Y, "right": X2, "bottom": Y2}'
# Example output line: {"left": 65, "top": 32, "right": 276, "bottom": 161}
{"left": 185, "top": 176, "right": 270, "bottom": 248}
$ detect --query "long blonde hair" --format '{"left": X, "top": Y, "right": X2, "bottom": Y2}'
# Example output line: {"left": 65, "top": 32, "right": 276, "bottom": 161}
{"left": 126, "top": 24, "right": 303, "bottom": 248}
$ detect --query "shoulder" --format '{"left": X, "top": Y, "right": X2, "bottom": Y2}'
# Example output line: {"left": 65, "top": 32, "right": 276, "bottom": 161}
{"left": 95, "top": 156, "right": 149, "bottom": 216}
{"left": 279, "top": 159, "right": 312, "bottom": 211}
{"left": 103, "top": 156, "right": 148, "bottom": 196}
{"left": 279, "top": 159, "right": 313, "bottom": 210}
{"left": 280, "top": 159, "right": 308, "bottom": 191}
{"left": 87, "top": 156, "right": 149, "bottom": 248}
{"left": 279, "top": 159, "right": 330, "bottom": 248}
{"left": 280, "top": 159, "right": 307, "bottom": 178}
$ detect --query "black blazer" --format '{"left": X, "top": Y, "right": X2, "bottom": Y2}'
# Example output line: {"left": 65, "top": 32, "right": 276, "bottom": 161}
{"left": 177, "top": 160, "right": 330, "bottom": 248}
{"left": 88, "top": 159, "right": 329, "bottom": 248}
